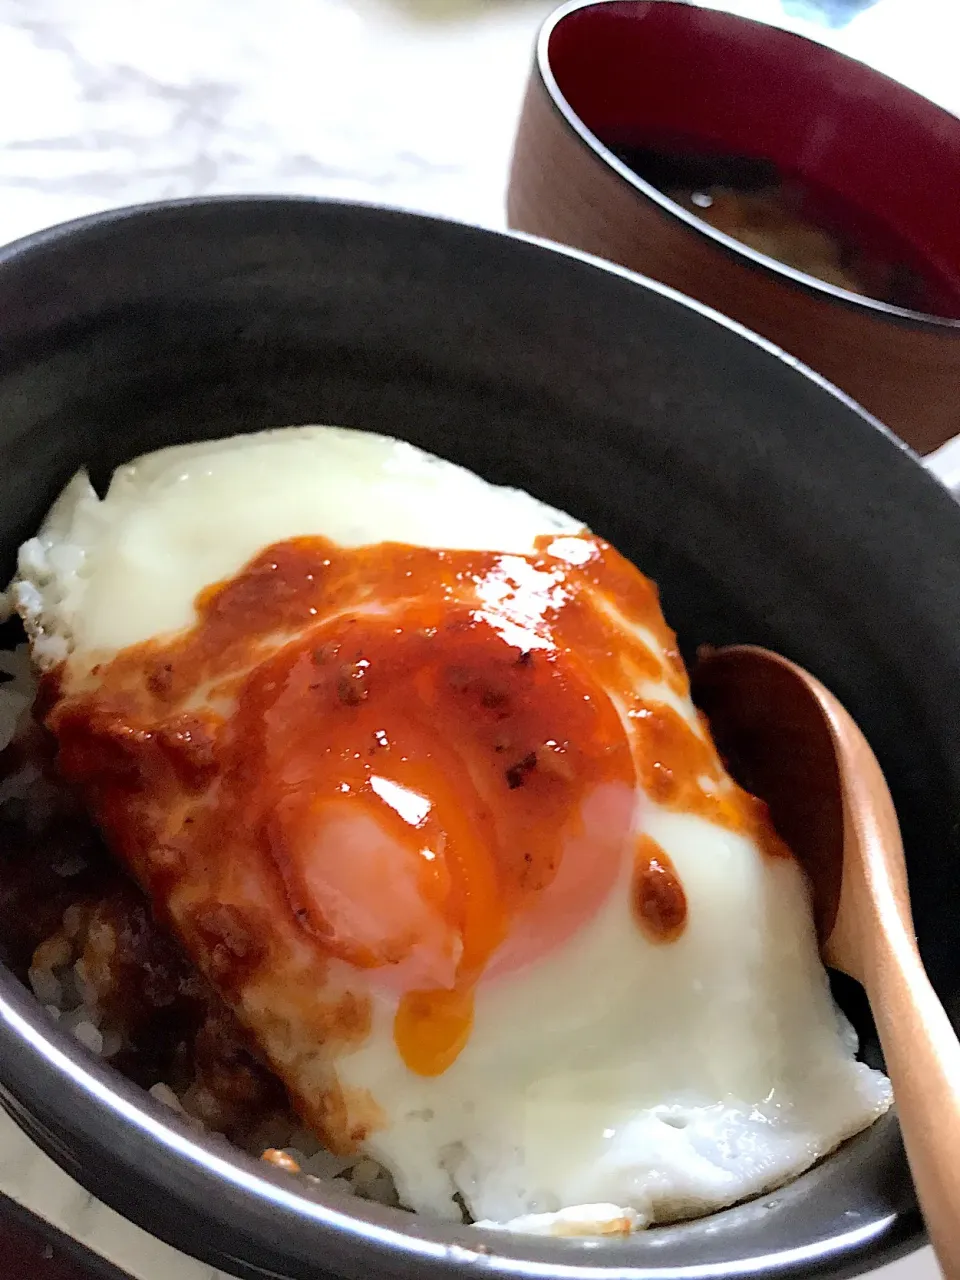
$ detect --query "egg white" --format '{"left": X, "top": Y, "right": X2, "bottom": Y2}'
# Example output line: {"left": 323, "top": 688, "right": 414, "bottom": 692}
{"left": 11, "top": 426, "right": 580, "bottom": 673}
{"left": 8, "top": 425, "right": 892, "bottom": 1233}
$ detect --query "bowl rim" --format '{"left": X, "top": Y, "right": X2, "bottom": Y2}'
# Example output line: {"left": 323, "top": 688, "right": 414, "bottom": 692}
{"left": 534, "top": 0, "right": 960, "bottom": 334}
{"left": 0, "top": 193, "right": 935, "bottom": 1280}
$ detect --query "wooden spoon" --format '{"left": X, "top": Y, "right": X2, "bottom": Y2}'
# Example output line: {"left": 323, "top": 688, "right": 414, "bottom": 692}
{"left": 692, "top": 644, "right": 960, "bottom": 1279}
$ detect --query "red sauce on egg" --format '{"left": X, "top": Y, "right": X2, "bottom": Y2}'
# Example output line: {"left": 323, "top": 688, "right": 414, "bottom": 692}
{"left": 44, "top": 533, "right": 786, "bottom": 1087}
{"left": 631, "top": 836, "right": 687, "bottom": 944}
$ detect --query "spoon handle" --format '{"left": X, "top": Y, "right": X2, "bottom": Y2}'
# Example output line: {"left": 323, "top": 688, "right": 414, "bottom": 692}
{"left": 840, "top": 718, "right": 960, "bottom": 1278}
{"left": 865, "top": 933, "right": 960, "bottom": 1280}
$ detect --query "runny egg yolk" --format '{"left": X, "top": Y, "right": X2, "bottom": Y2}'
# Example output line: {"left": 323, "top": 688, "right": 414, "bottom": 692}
{"left": 48, "top": 534, "right": 786, "bottom": 1079}
{"left": 250, "top": 604, "right": 636, "bottom": 1075}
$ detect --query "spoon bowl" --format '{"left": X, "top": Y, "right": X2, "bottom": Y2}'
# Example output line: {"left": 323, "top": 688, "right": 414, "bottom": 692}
{"left": 694, "top": 644, "right": 960, "bottom": 1278}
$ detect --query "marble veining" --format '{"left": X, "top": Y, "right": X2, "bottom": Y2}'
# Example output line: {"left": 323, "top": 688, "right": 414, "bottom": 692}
{"left": 0, "top": 0, "right": 550, "bottom": 247}
{"left": 0, "top": 0, "right": 956, "bottom": 252}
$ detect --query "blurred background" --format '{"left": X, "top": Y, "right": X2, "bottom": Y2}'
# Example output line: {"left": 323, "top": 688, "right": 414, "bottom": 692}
{"left": 0, "top": 0, "right": 955, "bottom": 248}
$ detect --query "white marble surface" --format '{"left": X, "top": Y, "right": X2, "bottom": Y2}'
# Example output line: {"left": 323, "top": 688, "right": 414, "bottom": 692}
{"left": 0, "top": 0, "right": 552, "bottom": 248}
{"left": 0, "top": 0, "right": 957, "bottom": 253}
{"left": 0, "top": 0, "right": 951, "bottom": 1276}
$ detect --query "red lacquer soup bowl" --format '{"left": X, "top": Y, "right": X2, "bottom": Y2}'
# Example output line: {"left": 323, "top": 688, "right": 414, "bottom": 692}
{"left": 508, "top": 0, "right": 960, "bottom": 454}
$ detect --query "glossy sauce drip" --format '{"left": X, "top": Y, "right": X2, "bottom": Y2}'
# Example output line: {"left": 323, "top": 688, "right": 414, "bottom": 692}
{"left": 48, "top": 532, "right": 785, "bottom": 1082}
{"left": 632, "top": 835, "right": 687, "bottom": 944}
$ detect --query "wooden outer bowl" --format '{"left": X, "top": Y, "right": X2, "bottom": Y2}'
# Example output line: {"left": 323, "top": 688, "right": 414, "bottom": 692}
{"left": 507, "top": 0, "right": 960, "bottom": 456}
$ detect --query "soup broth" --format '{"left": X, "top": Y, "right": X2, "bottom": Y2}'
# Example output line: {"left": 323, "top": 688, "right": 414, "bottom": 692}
{"left": 609, "top": 141, "right": 960, "bottom": 319}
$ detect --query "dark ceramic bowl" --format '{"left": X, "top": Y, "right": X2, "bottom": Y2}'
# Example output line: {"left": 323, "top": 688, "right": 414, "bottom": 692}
{"left": 0, "top": 197, "right": 957, "bottom": 1280}
{"left": 507, "top": 0, "right": 960, "bottom": 455}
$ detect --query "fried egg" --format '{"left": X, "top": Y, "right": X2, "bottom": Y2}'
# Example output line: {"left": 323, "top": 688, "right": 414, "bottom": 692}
{"left": 8, "top": 425, "right": 891, "bottom": 1233}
